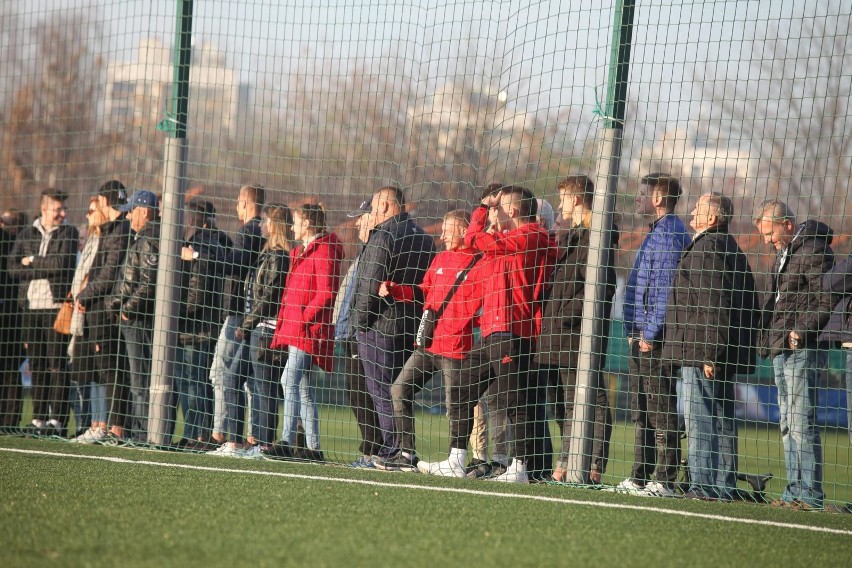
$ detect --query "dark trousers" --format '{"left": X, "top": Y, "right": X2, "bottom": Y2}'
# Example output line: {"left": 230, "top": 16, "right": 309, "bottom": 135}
{"left": 92, "top": 329, "right": 131, "bottom": 430}
{"left": 248, "top": 326, "right": 284, "bottom": 446}
{"left": 0, "top": 310, "right": 24, "bottom": 427}
{"left": 449, "top": 334, "right": 534, "bottom": 461}
{"left": 541, "top": 365, "right": 612, "bottom": 474}
{"left": 122, "top": 321, "right": 152, "bottom": 441}
{"left": 341, "top": 339, "right": 383, "bottom": 456}
{"left": 23, "top": 310, "right": 70, "bottom": 426}
{"left": 628, "top": 341, "right": 680, "bottom": 484}
{"left": 175, "top": 340, "right": 215, "bottom": 441}
{"left": 223, "top": 339, "right": 251, "bottom": 443}
{"left": 357, "top": 330, "right": 410, "bottom": 458}
{"left": 392, "top": 348, "right": 461, "bottom": 454}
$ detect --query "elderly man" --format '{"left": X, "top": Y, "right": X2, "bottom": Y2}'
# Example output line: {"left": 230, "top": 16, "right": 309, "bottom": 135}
{"left": 350, "top": 187, "right": 435, "bottom": 459}
{"left": 753, "top": 198, "right": 834, "bottom": 510}
{"left": 662, "top": 193, "right": 759, "bottom": 500}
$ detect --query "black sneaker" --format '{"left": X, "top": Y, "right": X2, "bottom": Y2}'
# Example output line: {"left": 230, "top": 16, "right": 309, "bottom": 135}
{"left": 375, "top": 453, "right": 418, "bottom": 472}
{"left": 261, "top": 441, "right": 293, "bottom": 460}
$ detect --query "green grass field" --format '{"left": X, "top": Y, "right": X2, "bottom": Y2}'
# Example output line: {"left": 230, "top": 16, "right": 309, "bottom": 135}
{"left": 3, "top": 403, "right": 852, "bottom": 567}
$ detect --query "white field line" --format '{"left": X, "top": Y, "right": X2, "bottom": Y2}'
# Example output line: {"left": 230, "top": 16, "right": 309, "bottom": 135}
{"left": 3, "top": 447, "right": 851, "bottom": 537}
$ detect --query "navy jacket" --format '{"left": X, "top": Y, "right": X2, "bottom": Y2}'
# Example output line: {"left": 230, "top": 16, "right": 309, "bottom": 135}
{"left": 819, "top": 255, "right": 852, "bottom": 345}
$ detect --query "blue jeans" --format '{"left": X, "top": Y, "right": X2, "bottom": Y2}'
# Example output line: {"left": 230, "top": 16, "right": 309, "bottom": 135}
{"left": 772, "top": 350, "right": 825, "bottom": 506}
{"left": 280, "top": 346, "right": 320, "bottom": 450}
{"left": 122, "top": 321, "right": 152, "bottom": 441}
{"left": 248, "top": 326, "right": 284, "bottom": 446}
{"left": 223, "top": 338, "right": 251, "bottom": 443}
{"left": 681, "top": 367, "right": 738, "bottom": 498}
{"left": 209, "top": 316, "right": 239, "bottom": 436}
{"left": 175, "top": 341, "right": 215, "bottom": 441}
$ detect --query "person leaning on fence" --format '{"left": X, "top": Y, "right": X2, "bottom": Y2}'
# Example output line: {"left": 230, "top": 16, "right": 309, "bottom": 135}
{"left": 209, "top": 184, "right": 266, "bottom": 446}
{"left": 662, "top": 193, "right": 760, "bottom": 501}
{"left": 350, "top": 186, "right": 436, "bottom": 460}
{"left": 110, "top": 190, "right": 159, "bottom": 443}
{"left": 9, "top": 188, "right": 79, "bottom": 438}
{"left": 418, "top": 185, "right": 558, "bottom": 483}
{"left": 819, "top": 253, "right": 852, "bottom": 445}
{"left": 74, "top": 181, "right": 133, "bottom": 445}
{"left": 0, "top": 211, "right": 26, "bottom": 433}
{"left": 618, "top": 173, "right": 690, "bottom": 496}
{"left": 268, "top": 204, "right": 344, "bottom": 462}
{"left": 173, "top": 199, "right": 232, "bottom": 450}
{"left": 538, "top": 175, "right": 618, "bottom": 484}
{"left": 754, "top": 198, "right": 835, "bottom": 510}
{"left": 335, "top": 200, "right": 384, "bottom": 468}
{"left": 372, "top": 208, "right": 483, "bottom": 472}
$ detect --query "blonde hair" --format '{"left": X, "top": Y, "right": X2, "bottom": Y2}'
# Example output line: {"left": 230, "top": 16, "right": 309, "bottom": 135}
{"left": 263, "top": 204, "right": 293, "bottom": 252}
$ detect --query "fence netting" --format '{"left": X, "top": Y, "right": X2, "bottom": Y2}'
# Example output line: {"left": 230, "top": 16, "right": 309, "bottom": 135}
{"left": 1, "top": 0, "right": 850, "bottom": 509}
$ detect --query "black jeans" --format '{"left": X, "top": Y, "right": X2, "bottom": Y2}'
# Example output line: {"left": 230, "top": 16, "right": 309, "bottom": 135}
{"left": 628, "top": 341, "right": 680, "bottom": 484}
{"left": 541, "top": 365, "right": 612, "bottom": 475}
{"left": 449, "top": 334, "right": 534, "bottom": 462}
{"left": 392, "top": 348, "right": 462, "bottom": 454}
{"left": 340, "top": 339, "right": 383, "bottom": 457}
{"left": 23, "top": 310, "right": 70, "bottom": 426}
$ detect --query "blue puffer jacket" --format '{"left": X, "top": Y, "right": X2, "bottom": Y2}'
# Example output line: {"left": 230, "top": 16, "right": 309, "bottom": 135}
{"left": 623, "top": 213, "right": 690, "bottom": 342}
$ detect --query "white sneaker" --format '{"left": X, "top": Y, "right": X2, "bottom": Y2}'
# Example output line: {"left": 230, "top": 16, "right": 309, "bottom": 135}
{"left": 491, "top": 459, "right": 529, "bottom": 484}
{"left": 207, "top": 444, "right": 246, "bottom": 458}
{"left": 616, "top": 478, "right": 649, "bottom": 495}
{"left": 644, "top": 481, "right": 676, "bottom": 497}
{"left": 74, "top": 428, "right": 107, "bottom": 444}
{"left": 417, "top": 458, "right": 466, "bottom": 478}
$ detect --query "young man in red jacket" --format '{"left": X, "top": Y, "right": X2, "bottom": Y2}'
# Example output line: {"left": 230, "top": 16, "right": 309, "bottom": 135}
{"left": 418, "top": 185, "right": 558, "bottom": 482}
{"left": 372, "top": 209, "right": 483, "bottom": 471}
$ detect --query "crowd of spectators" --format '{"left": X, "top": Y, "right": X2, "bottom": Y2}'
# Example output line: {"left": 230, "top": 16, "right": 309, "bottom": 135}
{"left": 1, "top": 176, "right": 850, "bottom": 510}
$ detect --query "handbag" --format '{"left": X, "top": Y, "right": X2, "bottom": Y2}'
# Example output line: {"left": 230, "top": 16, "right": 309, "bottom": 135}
{"left": 53, "top": 295, "right": 74, "bottom": 335}
{"left": 414, "top": 253, "right": 482, "bottom": 349}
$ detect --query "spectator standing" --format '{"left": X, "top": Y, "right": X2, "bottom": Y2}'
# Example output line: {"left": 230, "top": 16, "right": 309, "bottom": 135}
{"left": 618, "top": 174, "right": 690, "bottom": 495}
{"left": 75, "top": 181, "right": 132, "bottom": 444}
{"left": 174, "top": 200, "right": 231, "bottom": 449}
{"left": 110, "top": 190, "right": 159, "bottom": 442}
{"left": 0, "top": 211, "right": 25, "bottom": 433}
{"left": 663, "top": 193, "right": 760, "bottom": 500}
{"left": 819, "top": 254, "right": 852, "bottom": 444}
{"left": 418, "top": 186, "right": 558, "bottom": 483}
{"left": 9, "top": 188, "right": 79, "bottom": 437}
{"left": 269, "top": 204, "right": 343, "bottom": 461}
{"left": 334, "top": 201, "right": 384, "bottom": 467}
{"left": 209, "top": 185, "right": 265, "bottom": 444}
{"left": 373, "top": 209, "right": 482, "bottom": 471}
{"left": 350, "top": 187, "right": 435, "bottom": 458}
{"left": 539, "top": 175, "right": 617, "bottom": 484}
{"left": 754, "top": 198, "right": 834, "bottom": 510}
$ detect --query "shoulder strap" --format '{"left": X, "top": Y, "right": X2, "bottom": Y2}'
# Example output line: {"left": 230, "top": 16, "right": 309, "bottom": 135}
{"left": 434, "top": 252, "right": 483, "bottom": 318}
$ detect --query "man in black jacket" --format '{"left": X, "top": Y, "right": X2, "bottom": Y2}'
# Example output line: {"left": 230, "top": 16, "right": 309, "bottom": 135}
{"left": 9, "top": 188, "right": 79, "bottom": 437}
{"left": 350, "top": 186, "right": 435, "bottom": 458}
{"left": 819, "top": 255, "right": 852, "bottom": 444}
{"left": 0, "top": 220, "right": 25, "bottom": 433}
{"left": 663, "top": 193, "right": 759, "bottom": 500}
{"left": 76, "top": 181, "right": 132, "bottom": 443}
{"left": 111, "top": 190, "right": 159, "bottom": 442}
{"left": 174, "top": 199, "right": 232, "bottom": 449}
{"left": 753, "top": 198, "right": 834, "bottom": 509}
{"left": 538, "top": 175, "right": 617, "bottom": 484}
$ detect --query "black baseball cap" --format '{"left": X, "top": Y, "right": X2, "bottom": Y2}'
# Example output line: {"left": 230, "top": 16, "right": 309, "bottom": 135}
{"left": 346, "top": 200, "right": 371, "bottom": 218}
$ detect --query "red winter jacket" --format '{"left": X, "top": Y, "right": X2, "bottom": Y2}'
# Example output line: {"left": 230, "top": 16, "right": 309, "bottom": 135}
{"left": 385, "top": 248, "right": 483, "bottom": 359}
{"left": 464, "top": 205, "right": 558, "bottom": 340}
{"left": 271, "top": 232, "right": 343, "bottom": 371}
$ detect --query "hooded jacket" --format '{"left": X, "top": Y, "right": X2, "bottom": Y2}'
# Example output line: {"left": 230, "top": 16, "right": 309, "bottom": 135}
{"left": 758, "top": 220, "right": 835, "bottom": 358}
{"left": 9, "top": 220, "right": 79, "bottom": 310}
{"left": 271, "top": 232, "right": 344, "bottom": 371}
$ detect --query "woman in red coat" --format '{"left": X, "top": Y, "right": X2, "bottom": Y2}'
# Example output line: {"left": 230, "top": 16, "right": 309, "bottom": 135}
{"left": 270, "top": 204, "right": 343, "bottom": 460}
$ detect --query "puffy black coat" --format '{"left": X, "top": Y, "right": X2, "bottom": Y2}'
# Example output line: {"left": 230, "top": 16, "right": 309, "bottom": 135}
{"left": 9, "top": 221, "right": 79, "bottom": 309}
{"left": 537, "top": 225, "right": 619, "bottom": 368}
{"left": 77, "top": 217, "right": 131, "bottom": 340}
{"left": 350, "top": 212, "right": 435, "bottom": 337}
{"left": 662, "top": 226, "right": 761, "bottom": 374}
{"left": 819, "top": 255, "right": 852, "bottom": 345}
{"left": 239, "top": 247, "right": 290, "bottom": 336}
{"left": 111, "top": 221, "right": 159, "bottom": 324}
{"left": 177, "top": 227, "right": 232, "bottom": 345}
{"left": 757, "top": 220, "right": 835, "bottom": 358}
